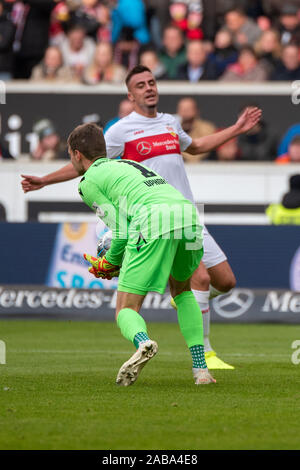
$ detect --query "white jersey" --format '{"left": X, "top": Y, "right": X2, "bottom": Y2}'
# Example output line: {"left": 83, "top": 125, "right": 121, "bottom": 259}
{"left": 104, "top": 111, "right": 194, "bottom": 202}
{"left": 104, "top": 110, "right": 226, "bottom": 268}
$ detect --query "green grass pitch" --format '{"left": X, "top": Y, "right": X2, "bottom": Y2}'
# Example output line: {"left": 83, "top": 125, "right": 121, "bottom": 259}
{"left": 0, "top": 320, "right": 300, "bottom": 450}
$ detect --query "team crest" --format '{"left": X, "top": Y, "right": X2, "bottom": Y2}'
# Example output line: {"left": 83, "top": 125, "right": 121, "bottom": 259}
{"left": 166, "top": 126, "right": 177, "bottom": 138}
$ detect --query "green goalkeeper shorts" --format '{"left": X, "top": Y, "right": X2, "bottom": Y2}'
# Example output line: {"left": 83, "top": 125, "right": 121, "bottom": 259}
{"left": 117, "top": 225, "right": 203, "bottom": 295}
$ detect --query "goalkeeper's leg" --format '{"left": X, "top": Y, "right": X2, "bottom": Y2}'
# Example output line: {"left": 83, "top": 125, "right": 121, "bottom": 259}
{"left": 115, "top": 292, "right": 158, "bottom": 387}
{"left": 190, "top": 261, "right": 235, "bottom": 370}
{"left": 169, "top": 276, "right": 216, "bottom": 385}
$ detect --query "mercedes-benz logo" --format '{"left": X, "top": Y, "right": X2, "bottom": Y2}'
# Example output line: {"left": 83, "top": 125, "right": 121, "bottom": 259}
{"left": 137, "top": 141, "right": 152, "bottom": 156}
{"left": 213, "top": 289, "right": 255, "bottom": 318}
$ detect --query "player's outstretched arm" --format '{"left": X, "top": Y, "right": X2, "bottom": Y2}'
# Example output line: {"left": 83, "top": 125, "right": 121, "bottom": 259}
{"left": 21, "top": 163, "right": 79, "bottom": 193}
{"left": 185, "top": 107, "right": 262, "bottom": 155}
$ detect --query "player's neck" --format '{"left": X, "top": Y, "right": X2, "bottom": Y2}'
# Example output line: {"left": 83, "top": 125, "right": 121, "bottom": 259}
{"left": 134, "top": 105, "right": 157, "bottom": 118}
{"left": 82, "top": 157, "right": 104, "bottom": 172}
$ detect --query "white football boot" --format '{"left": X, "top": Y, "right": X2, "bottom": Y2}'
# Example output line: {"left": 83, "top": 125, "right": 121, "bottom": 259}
{"left": 116, "top": 340, "right": 158, "bottom": 386}
{"left": 193, "top": 368, "right": 216, "bottom": 385}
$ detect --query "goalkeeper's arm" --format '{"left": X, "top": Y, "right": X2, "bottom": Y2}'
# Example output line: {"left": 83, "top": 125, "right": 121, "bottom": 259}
{"left": 21, "top": 163, "right": 79, "bottom": 193}
{"left": 105, "top": 237, "right": 128, "bottom": 267}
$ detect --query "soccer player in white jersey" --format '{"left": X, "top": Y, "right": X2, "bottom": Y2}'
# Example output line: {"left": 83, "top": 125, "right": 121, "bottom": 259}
{"left": 21, "top": 65, "right": 262, "bottom": 369}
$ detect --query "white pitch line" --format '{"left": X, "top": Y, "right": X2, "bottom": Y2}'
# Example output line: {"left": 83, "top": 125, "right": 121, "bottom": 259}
{"left": 7, "top": 350, "right": 291, "bottom": 358}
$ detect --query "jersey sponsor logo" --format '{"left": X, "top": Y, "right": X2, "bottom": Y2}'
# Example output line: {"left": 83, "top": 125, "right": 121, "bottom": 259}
{"left": 137, "top": 141, "right": 152, "bottom": 156}
{"left": 134, "top": 130, "right": 144, "bottom": 135}
{"left": 124, "top": 133, "right": 180, "bottom": 162}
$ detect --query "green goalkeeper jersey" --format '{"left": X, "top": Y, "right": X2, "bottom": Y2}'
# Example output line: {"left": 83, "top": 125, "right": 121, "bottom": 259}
{"left": 78, "top": 158, "right": 201, "bottom": 265}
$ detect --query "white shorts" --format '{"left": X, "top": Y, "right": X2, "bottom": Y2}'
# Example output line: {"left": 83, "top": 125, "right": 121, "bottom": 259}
{"left": 202, "top": 226, "right": 227, "bottom": 269}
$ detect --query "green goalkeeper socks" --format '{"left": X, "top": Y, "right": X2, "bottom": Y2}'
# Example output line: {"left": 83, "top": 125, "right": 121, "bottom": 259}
{"left": 190, "top": 345, "right": 206, "bottom": 369}
{"left": 133, "top": 332, "right": 150, "bottom": 349}
{"left": 117, "top": 308, "right": 149, "bottom": 349}
{"left": 174, "top": 291, "right": 207, "bottom": 369}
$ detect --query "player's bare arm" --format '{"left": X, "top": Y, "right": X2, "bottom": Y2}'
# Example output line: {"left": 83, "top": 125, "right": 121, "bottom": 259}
{"left": 185, "top": 106, "right": 262, "bottom": 155}
{"left": 21, "top": 163, "right": 79, "bottom": 193}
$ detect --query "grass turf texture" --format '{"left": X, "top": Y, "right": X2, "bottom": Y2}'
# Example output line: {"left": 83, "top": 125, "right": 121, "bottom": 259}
{"left": 0, "top": 321, "right": 300, "bottom": 450}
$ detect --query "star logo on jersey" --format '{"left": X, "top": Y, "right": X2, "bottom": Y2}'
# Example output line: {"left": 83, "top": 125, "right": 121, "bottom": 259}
{"left": 136, "top": 232, "right": 147, "bottom": 252}
{"left": 136, "top": 141, "right": 152, "bottom": 156}
{"left": 166, "top": 126, "right": 177, "bottom": 138}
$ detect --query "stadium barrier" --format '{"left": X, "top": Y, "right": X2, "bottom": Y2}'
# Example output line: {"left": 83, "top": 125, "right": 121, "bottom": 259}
{"left": 1, "top": 161, "right": 300, "bottom": 223}
{"left": 0, "top": 286, "right": 299, "bottom": 323}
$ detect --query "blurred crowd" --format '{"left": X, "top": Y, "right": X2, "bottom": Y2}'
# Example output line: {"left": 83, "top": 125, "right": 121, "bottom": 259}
{"left": 1, "top": 0, "right": 300, "bottom": 165}
{"left": 1, "top": 0, "right": 300, "bottom": 83}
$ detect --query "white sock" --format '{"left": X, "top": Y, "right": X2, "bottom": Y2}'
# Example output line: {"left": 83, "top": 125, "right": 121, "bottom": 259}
{"left": 192, "top": 289, "right": 213, "bottom": 352}
{"left": 209, "top": 285, "right": 233, "bottom": 300}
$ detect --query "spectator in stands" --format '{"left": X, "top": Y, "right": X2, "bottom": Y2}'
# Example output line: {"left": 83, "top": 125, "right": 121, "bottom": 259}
{"left": 144, "top": 0, "right": 171, "bottom": 49}
{"left": 176, "top": 97, "right": 217, "bottom": 162}
{"left": 60, "top": 24, "right": 95, "bottom": 80}
{"left": 208, "top": 134, "right": 241, "bottom": 161}
{"left": 237, "top": 104, "right": 278, "bottom": 160}
{"left": 67, "top": 0, "right": 111, "bottom": 43}
{"left": 83, "top": 41, "right": 127, "bottom": 84}
{"left": 281, "top": 174, "right": 300, "bottom": 207}
{"left": 12, "top": 0, "right": 56, "bottom": 79}
{"left": 224, "top": 7, "right": 262, "bottom": 49}
{"left": 169, "top": 0, "right": 204, "bottom": 41}
{"left": 271, "top": 43, "right": 300, "bottom": 81}
{"left": 266, "top": 174, "right": 300, "bottom": 224}
{"left": 139, "top": 49, "right": 168, "bottom": 79}
{"left": 111, "top": 0, "right": 150, "bottom": 45}
{"left": 278, "top": 123, "right": 300, "bottom": 156}
{"left": 30, "top": 46, "right": 75, "bottom": 82}
{"left": 0, "top": 138, "right": 13, "bottom": 159}
{"left": 31, "top": 118, "right": 67, "bottom": 161}
{"left": 276, "top": 136, "right": 300, "bottom": 164}
{"left": 262, "top": 0, "right": 300, "bottom": 20}
{"left": 278, "top": 4, "right": 300, "bottom": 46}
{"left": 159, "top": 25, "right": 186, "bottom": 79}
{"left": 220, "top": 46, "right": 269, "bottom": 81}
{"left": 114, "top": 26, "right": 140, "bottom": 70}
{"left": 208, "top": 29, "right": 238, "bottom": 77}
{"left": 50, "top": 1, "right": 70, "bottom": 46}
{"left": 254, "top": 29, "right": 282, "bottom": 76}
{"left": 177, "top": 40, "right": 218, "bottom": 81}
{"left": 244, "top": 0, "right": 265, "bottom": 19}
{"left": 0, "top": 0, "right": 15, "bottom": 81}
{"left": 103, "top": 98, "right": 134, "bottom": 133}
{"left": 201, "top": 0, "right": 247, "bottom": 40}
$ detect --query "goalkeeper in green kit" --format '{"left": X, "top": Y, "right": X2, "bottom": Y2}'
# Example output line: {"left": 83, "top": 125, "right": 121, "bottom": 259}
{"left": 68, "top": 122, "right": 216, "bottom": 386}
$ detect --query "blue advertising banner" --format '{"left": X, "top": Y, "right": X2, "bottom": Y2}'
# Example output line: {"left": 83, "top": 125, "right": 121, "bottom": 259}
{"left": 208, "top": 225, "right": 300, "bottom": 290}
{"left": 1, "top": 223, "right": 300, "bottom": 290}
{"left": 46, "top": 222, "right": 118, "bottom": 290}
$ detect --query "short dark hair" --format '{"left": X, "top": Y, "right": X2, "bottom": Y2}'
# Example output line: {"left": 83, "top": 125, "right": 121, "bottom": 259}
{"left": 290, "top": 136, "right": 300, "bottom": 146}
{"left": 283, "top": 42, "right": 299, "bottom": 51}
{"left": 67, "top": 123, "right": 106, "bottom": 160}
{"left": 239, "top": 45, "right": 257, "bottom": 59}
{"left": 125, "top": 65, "right": 152, "bottom": 87}
{"left": 225, "top": 7, "right": 246, "bottom": 17}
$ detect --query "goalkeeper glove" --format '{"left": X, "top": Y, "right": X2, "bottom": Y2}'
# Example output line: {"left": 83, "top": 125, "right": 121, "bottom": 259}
{"left": 84, "top": 253, "right": 120, "bottom": 280}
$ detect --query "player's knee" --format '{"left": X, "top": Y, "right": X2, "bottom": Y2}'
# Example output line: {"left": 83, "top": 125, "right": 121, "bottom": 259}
{"left": 169, "top": 276, "right": 191, "bottom": 298}
{"left": 215, "top": 274, "right": 236, "bottom": 293}
{"left": 191, "top": 269, "right": 210, "bottom": 291}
